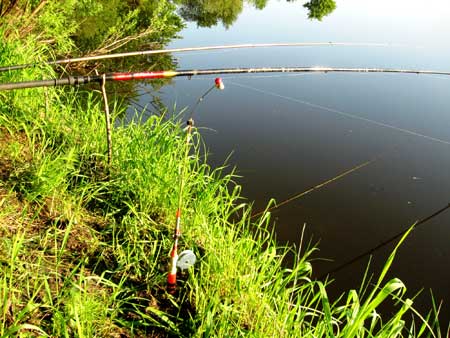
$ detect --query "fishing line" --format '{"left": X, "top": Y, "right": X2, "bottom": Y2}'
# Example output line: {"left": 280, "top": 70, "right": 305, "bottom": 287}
{"left": 131, "top": 74, "right": 304, "bottom": 116}
{"left": 228, "top": 80, "right": 450, "bottom": 147}
{"left": 250, "top": 152, "right": 388, "bottom": 219}
{"left": 128, "top": 98, "right": 156, "bottom": 119}
{"left": 319, "top": 203, "right": 450, "bottom": 279}
{"left": 186, "top": 81, "right": 221, "bottom": 120}
{"left": 428, "top": 74, "right": 450, "bottom": 81}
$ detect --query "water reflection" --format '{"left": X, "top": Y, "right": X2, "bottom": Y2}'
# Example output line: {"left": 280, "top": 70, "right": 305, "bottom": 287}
{"left": 302, "top": 0, "right": 337, "bottom": 21}
{"left": 176, "top": 0, "right": 244, "bottom": 28}
{"left": 72, "top": 0, "right": 183, "bottom": 55}
{"left": 69, "top": 1, "right": 184, "bottom": 116}
{"left": 175, "top": 0, "right": 336, "bottom": 27}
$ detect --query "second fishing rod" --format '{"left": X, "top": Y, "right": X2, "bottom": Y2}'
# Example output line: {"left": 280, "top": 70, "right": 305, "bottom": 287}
{"left": 167, "top": 77, "right": 225, "bottom": 291}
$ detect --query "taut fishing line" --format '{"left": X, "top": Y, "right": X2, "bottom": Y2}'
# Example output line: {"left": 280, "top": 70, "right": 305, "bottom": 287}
{"left": 250, "top": 153, "right": 387, "bottom": 219}
{"left": 319, "top": 203, "right": 450, "bottom": 279}
{"left": 228, "top": 80, "right": 450, "bottom": 147}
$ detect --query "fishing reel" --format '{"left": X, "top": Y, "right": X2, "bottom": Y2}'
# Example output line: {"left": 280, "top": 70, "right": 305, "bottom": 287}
{"left": 176, "top": 249, "right": 196, "bottom": 270}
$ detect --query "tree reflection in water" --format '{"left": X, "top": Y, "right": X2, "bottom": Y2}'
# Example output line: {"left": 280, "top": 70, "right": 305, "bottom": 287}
{"left": 175, "top": 0, "right": 337, "bottom": 28}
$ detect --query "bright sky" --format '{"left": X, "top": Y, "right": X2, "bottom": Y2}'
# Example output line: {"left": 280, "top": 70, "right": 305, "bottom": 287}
{"left": 331, "top": 0, "right": 450, "bottom": 44}
{"left": 173, "top": 0, "right": 450, "bottom": 46}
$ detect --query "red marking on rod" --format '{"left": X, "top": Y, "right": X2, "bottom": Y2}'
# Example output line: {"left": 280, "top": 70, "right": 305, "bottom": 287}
{"left": 170, "top": 247, "right": 177, "bottom": 258}
{"left": 167, "top": 273, "right": 176, "bottom": 285}
{"left": 176, "top": 209, "right": 181, "bottom": 218}
{"left": 112, "top": 71, "right": 170, "bottom": 81}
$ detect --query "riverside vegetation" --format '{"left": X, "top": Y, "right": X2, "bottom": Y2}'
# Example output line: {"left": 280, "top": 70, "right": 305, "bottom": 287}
{"left": 0, "top": 1, "right": 445, "bottom": 337}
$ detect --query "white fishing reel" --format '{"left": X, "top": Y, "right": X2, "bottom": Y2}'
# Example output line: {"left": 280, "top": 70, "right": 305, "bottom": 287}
{"left": 176, "top": 250, "right": 196, "bottom": 270}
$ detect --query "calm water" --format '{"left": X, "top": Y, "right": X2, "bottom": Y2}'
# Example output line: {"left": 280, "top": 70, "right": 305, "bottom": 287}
{"left": 131, "top": 0, "right": 450, "bottom": 324}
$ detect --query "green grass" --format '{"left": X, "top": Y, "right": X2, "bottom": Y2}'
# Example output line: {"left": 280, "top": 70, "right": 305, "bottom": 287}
{"left": 0, "top": 2, "right": 446, "bottom": 337}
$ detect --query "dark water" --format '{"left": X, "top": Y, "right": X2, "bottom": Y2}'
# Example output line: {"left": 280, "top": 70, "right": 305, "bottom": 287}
{"left": 131, "top": 0, "right": 450, "bottom": 325}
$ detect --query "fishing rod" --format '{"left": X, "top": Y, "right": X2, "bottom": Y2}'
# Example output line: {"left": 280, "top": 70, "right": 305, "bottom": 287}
{"left": 319, "top": 203, "right": 450, "bottom": 280}
{"left": 0, "top": 42, "right": 398, "bottom": 72}
{"left": 2, "top": 66, "right": 450, "bottom": 91}
{"left": 167, "top": 77, "right": 224, "bottom": 291}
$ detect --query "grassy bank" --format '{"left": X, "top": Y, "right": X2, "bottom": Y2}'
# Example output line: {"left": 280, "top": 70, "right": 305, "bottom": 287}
{"left": 0, "top": 2, "right": 443, "bottom": 337}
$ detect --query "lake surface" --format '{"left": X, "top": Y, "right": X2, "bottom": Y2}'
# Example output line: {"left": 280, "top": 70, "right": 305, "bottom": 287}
{"left": 130, "top": 0, "right": 450, "bottom": 325}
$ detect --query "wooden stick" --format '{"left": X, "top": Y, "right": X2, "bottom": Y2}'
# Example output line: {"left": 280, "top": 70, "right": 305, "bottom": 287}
{"left": 100, "top": 74, "right": 112, "bottom": 168}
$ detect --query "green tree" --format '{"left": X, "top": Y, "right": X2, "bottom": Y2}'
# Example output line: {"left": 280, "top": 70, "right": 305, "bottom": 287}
{"left": 176, "top": 0, "right": 337, "bottom": 28}
{"left": 176, "top": 0, "right": 244, "bottom": 28}
{"left": 247, "top": 0, "right": 269, "bottom": 10}
{"left": 72, "top": 0, "right": 183, "bottom": 55}
{"left": 303, "top": 0, "right": 336, "bottom": 21}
